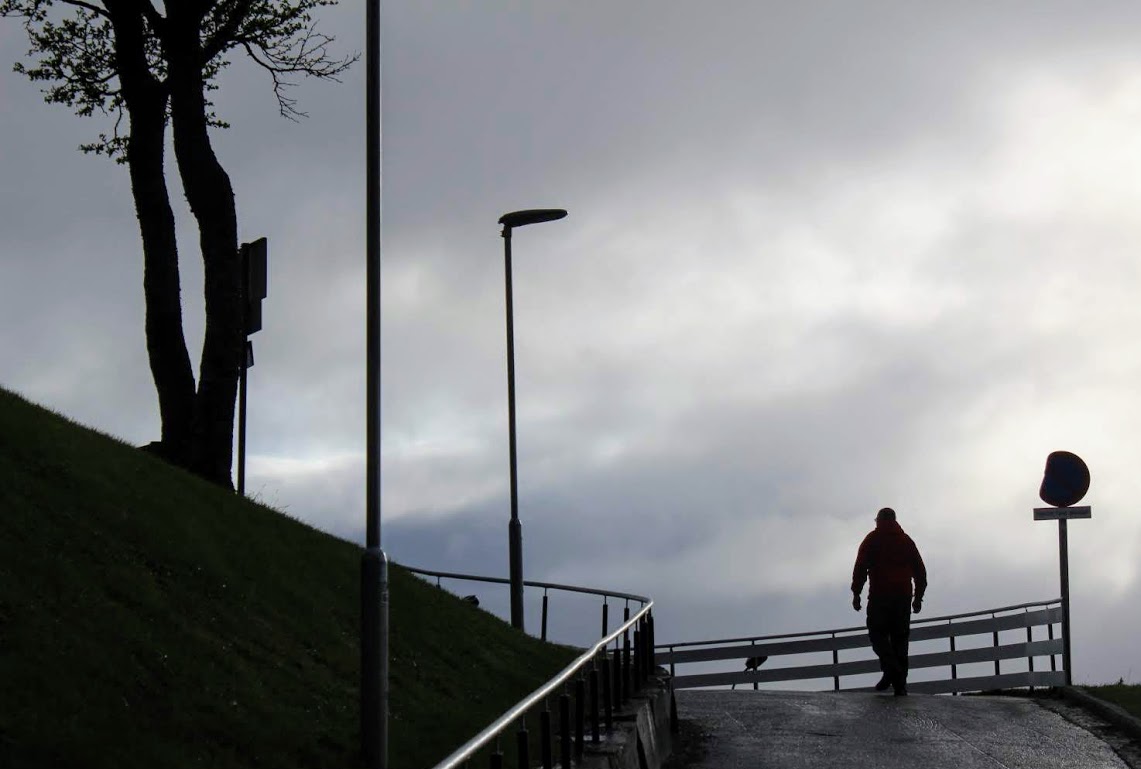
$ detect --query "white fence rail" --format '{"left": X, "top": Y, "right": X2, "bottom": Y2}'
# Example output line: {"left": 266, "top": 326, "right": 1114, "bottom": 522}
{"left": 658, "top": 599, "right": 1065, "bottom": 694}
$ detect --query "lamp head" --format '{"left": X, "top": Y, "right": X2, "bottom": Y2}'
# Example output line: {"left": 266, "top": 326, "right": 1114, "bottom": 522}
{"left": 499, "top": 209, "right": 568, "bottom": 229}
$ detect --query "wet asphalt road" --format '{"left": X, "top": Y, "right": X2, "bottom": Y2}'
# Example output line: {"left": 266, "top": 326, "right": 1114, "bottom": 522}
{"left": 674, "top": 690, "right": 1131, "bottom": 768}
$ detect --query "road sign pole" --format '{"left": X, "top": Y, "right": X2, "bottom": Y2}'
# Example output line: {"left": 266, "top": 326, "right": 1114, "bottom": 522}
{"left": 1058, "top": 518, "right": 1072, "bottom": 686}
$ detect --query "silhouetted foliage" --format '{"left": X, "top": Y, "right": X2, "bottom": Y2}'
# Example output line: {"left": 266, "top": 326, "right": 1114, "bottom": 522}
{"left": 2, "top": 0, "right": 356, "bottom": 487}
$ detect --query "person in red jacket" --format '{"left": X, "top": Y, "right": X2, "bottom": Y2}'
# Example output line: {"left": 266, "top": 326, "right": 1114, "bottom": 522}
{"left": 851, "top": 507, "right": 927, "bottom": 696}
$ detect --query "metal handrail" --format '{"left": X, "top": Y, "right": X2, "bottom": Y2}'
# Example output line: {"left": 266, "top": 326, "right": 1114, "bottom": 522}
{"left": 430, "top": 599, "right": 655, "bottom": 769}
{"left": 657, "top": 598, "right": 1062, "bottom": 650}
{"left": 404, "top": 565, "right": 651, "bottom": 605}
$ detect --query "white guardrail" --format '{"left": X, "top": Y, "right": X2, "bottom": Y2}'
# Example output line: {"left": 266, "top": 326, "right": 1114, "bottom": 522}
{"left": 658, "top": 599, "right": 1065, "bottom": 694}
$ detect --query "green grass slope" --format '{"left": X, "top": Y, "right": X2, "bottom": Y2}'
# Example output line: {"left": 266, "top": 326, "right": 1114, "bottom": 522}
{"left": 0, "top": 387, "right": 577, "bottom": 769}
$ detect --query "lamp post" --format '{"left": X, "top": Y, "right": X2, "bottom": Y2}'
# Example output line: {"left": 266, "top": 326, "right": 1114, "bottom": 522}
{"left": 498, "top": 208, "right": 568, "bottom": 631}
{"left": 361, "top": 0, "right": 389, "bottom": 767}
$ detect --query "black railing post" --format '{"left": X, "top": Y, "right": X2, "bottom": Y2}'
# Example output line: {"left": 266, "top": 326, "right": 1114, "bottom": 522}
{"left": 541, "top": 591, "right": 549, "bottom": 642}
{"left": 589, "top": 666, "right": 601, "bottom": 744}
{"left": 669, "top": 686, "right": 679, "bottom": 735}
{"left": 992, "top": 614, "right": 1000, "bottom": 677}
{"left": 559, "top": 692, "right": 571, "bottom": 769}
{"left": 831, "top": 632, "right": 840, "bottom": 691}
{"left": 516, "top": 718, "right": 530, "bottom": 769}
{"left": 574, "top": 676, "right": 585, "bottom": 759}
{"left": 633, "top": 629, "right": 642, "bottom": 693}
{"left": 490, "top": 740, "right": 503, "bottom": 769}
{"left": 614, "top": 640, "right": 624, "bottom": 704}
{"left": 647, "top": 612, "right": 656, "bottom": 672}
{"left": 623, "top": 632, "right": 632, "bottom": 701}
{"left": 540, "top": 706, "right": 553, "bottom": 769}
{"left": 950, "top": 624, "right": 958, "bottom": 696}
{"left": 601, "top": 600, "right": 609, "bottom": 637}
{"left": 1027, "top": 618, "right": 1035, "bottom": 691}
{"left": 1049, "top": 620, "right": 1057, "bottom": 672}
{"left": 602, "top": 654, "right": 614, "bottom": 732}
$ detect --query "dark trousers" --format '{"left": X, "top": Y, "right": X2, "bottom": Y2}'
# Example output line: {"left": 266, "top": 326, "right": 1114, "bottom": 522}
{"left": 867, "top": 596, "right": 912, "bottom": 684}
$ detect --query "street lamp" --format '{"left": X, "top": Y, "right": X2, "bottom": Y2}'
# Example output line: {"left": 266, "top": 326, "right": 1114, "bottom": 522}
{"left": 499, "top": 208, "right": 568, "bottom": 631}
{"left": 361, "top": 1, "right": 388, "bottom": 768}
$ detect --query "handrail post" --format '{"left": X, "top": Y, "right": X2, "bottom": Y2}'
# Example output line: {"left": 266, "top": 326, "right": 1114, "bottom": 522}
{"left": 541, "top": 591, "right": 549, "bottom": 642}
{"left": 489, "top": 738, "right": 503, "bottom": 769}
{"left": 623, "top": 632, "right": 632, "bottom": 702}
{"left": 540, "top": 704, "right": 553, "bottom": 769}
{"left": 615, "top": 639, "right": 625, "bottom": 704}
{"left": 559, "top": 691, "right": 571, "bottom": 769}
{"left": 574, "top": 676, "right": 585, "bottom": 759}
{"left": 516, "top": 718, "right": 529, "bottom": 769}
{"left": 633, "top": 629, "right": 642, "bottom": 693}
{"left": 589, "top": 665, "right": 601, "bottom": 744}
{"left": 601, "top": 599, "right": 609, "bottom": 638}
{"left": 602, "top": 654, "right": 614, "bottom": 732}
{"left": 647, "top": 612, "right": 656, "bottom": 672}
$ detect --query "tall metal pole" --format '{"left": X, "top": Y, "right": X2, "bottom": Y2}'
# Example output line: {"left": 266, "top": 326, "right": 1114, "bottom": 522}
{"left": 503, "top": 226, "right": 525, "bottom": 631}
{"left": 1059, "top": 519, "right": 1072, "bottom": 686}
{"left": 361, "top": 0, "right": 389, "bottom": 767}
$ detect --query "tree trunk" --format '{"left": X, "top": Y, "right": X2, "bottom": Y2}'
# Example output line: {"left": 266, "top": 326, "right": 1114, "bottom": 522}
{"left": 107, "top": 3, "right": 196, "bottom": 465}
{"left": 166, "top": 7, "right": 242, "bottom": 488}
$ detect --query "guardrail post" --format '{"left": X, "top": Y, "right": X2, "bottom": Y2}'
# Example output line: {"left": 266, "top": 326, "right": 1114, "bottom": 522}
{"left": 589, "top": 665, "right": 601, "bottom": 744}
{"left": 559, "top": 691, "right": 571, "bottom": 769}
{"left": 1026, "top": 617, "right": 1035, "bottom": 692}
{"left": 541, "top": 591, "right": 549, "bottom": 642}
{"left": 1048, "top": 620, "right": 1057, "bottom": 672}
{"left": 541, "top": 704, "right": 553, "bottom": 769}
{"left": 574, "top": 676, "right": 585, "bottom": 759}
{"left": 992, "top": 613, "right": 1000, "bottom": 677}
{"left": 831, "top": 632, "right": 840, "bottom": 691}
{"left": 516, "top": 718, "right": 530, "bottom": 769}
{"left": 950, "top": 622, "right": 958, "bottom": 696}
{"left": 490, "top": 738, "right": 503, "bottom": 769}
{"left": 668, "top": 644, "right": 676, "bottom": 677}
{"left": 601, "top": 600, "right": 609, "bottom": 637}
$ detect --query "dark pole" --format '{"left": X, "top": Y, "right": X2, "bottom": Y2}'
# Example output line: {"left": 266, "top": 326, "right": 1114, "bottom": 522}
{"left": 361, "top": 0, "right": 389, "bottom": 767}
{"left": 1059, "top": 519, "right": 1072, "bottom": 686}
{"left": 503, "top": 225, "right": 525, "bottom": 630}
{"left": 237, "top": 349, "right": 248, "bottom": 495}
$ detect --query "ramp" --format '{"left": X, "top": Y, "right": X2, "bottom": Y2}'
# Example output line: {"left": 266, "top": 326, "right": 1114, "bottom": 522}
{"left": 675, "top": 690, "right": 1130, "bottom": 768}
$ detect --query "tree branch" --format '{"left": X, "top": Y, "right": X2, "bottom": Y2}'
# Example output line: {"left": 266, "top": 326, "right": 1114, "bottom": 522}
{"left": 57, "top": 0, "right": 111, "bottom": 19}
{"left": 201, "top": 0, "right": 253, "bottom": 64}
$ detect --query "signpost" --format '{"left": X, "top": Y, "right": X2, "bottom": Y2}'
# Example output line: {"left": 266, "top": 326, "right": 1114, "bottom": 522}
{"left": 1033, "top": 451, "right": 1091, "bottom": 686}
{"left": 237, "top": 238, "right": 268, "bottom": 496}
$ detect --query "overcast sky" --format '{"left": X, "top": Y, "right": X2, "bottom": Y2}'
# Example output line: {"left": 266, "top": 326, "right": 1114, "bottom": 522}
{"left": 3, "top": 2, "right": 1141, "bottom": 686}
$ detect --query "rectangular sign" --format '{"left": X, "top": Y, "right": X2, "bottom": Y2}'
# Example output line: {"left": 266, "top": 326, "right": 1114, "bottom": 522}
{"left": 1033, "top": 506, "right": 1091, "bottom": 521}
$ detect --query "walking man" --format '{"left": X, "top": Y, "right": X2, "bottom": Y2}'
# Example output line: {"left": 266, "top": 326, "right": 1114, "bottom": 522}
{"left": 851, "top": 507, "right": 927, "bottom": 696}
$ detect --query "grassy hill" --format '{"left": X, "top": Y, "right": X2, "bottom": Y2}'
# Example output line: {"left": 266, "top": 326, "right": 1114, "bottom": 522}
{"left": 0, "top": 387, "right": 578, "bottom": 769}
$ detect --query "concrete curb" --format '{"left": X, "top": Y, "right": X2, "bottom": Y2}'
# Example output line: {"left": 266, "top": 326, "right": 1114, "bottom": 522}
{"left": 578, "top": 672, "right": 674, "bottom": 769}
{"left": 1058, "top": 686, "right": 1141, "bottom": 744}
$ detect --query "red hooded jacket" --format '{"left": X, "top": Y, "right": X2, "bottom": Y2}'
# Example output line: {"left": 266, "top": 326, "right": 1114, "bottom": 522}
{"left": 851, "top": 519, "right": 927, "bottom": 601}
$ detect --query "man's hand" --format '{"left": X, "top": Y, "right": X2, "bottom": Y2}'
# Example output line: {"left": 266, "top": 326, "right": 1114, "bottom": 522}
{"left": 912, "top": 597, "right": 923, "bottom": 614}
{"left": 852, "top": 593, "right": 862, "bottom": 612}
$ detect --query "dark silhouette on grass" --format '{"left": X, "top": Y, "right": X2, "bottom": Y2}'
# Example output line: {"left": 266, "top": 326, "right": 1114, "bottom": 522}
{"left": 730, "top": 655, "right": 769, "bottom": 690}
{"left": 851, "top": 507, "right": 927, "bottom": 696}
